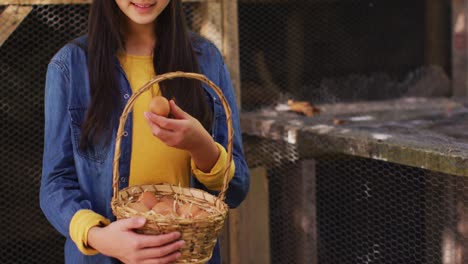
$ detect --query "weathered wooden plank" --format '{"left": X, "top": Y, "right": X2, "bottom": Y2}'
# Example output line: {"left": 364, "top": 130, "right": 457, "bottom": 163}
{"left": 231, "top": 166, "right": 270, "bottom": 264}
{"left": 452, "top": 0, "right": 468, "bottom": 96}
{"left": 298, "top": 160, "right": 317, "bottom": 264}
{"left": 286, "top": 8, "right": 304, "bottom": 95}
{"left": 193, "top": 0, "right": 240, "bottom": 109}
{"left": 240, "top": 97, "right": 468, "bottom": 178}
{"left": 223, "top": 0, "right": 241, "bottom": 108}
{"left": 0, "top": 5, "right": 32, "bottom": 47}
{"left": 196, "top": 1, "right": 242, "bottom": 261}
{"left": 199, "top": 1, "right": 223, "bottom": 51}
{"left": 227, "top": 207, "right": 241, "bottom": 264}
{"left": 218, "top": 220, "right": 230, "bottom": 264}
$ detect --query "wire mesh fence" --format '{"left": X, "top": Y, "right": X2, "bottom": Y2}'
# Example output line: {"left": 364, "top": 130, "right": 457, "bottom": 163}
{"left": 0, "top": 4, "right": 89, "bottom": 263}
{"left": 1, "top": 0, "right": 460, "bottom": 263}
{"left": 238, "top": 0, "right": 451, "bottom": 110}
{"left": 244, "top": 134, "right": 468, "bottom": 264}
{"left": 238, "top": 0, "right": 461, "bottom": 263}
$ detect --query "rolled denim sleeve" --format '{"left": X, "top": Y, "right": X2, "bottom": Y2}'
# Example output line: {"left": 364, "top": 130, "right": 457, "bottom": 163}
{"left": 217, "top": 59, "right": 250, "bottom": 208}
{"left": 40, "top": 61, "right": 92, "bottom": 237}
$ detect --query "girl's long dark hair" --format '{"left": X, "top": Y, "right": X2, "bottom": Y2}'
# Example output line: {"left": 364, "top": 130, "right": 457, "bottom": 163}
{"left": 80, "top": 0, "right": 212, "bottom": 150}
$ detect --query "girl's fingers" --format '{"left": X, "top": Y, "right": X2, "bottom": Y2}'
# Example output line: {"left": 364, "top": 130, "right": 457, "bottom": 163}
{"left": 149, "top": 124, "right": 173, "bottom": 142}
{"left": 144, "top": 113, "right": 173, "bottom": 137}
{"left": 115, "top": 217, "right": 146, "bottom": 231}
{"left": 145, "top": 112, "right": 182, "bottom": 131}
{"left": 169, "top": 100, "right": 190, "bottom": 119}
{"left": 138, "top": 240, "right": 185, "bottom": 259}
{"left": 136, "top": 232, "right": 182, "bottom": 249}
{"left": 139, "top": 251, "right": 182, "bottom": 264}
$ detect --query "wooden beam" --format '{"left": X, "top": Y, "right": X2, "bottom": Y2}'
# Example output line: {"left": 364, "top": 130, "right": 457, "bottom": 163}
{"left": 286, "top": 7, "right": 304, "bottom": 95}
{"left": 197, "top": 0, "right": 240, "bottom": 108}
{"left": 218, "top": 220, "right": 230, "bottom": 264}
{"left": 199, "top": 1, "right": 223, "bottom": 51}
{"left": 0, "top": 5, "right": 32, "bottom": 47}
{"left": 425, "top": 0, "right": 449, "bottom": 73}
{"left": 231, "top": 167, "right": 271, "bottom": 264}
{"left": 0, "top": 0, "right": 213, "bottom": 4}
{"left": 298, "top": 160, "right": 317, "bottom": 264}
{"left": 222, "top": 0, "right": 241, "bottom": 108}
{"left": 452, "top": 0, "right": 468, "bottom": 96}
{"left": 222, "top": 2, "right": 243, "bottom": 262}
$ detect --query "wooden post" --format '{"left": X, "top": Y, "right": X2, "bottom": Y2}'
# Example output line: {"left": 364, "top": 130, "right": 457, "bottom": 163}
{"left": 452, "top": 0, "right": 468, "bottom": 96}
{"left": 222, "top": 0, "right": 241, "bottom": 108}
{"left": 198, "top": 0, "right": 241, "bottom": 107}
{"left": 197, "top": 0, "right": 242, "bottom": 262}
{"left": 228, "top": 159, "right": 319, "bottom": 264}
{"left": 286, "top": 6, "right": 304, "bottom": 95}
{"left": 295, "top": 159, "right": 318, "bottom": 264}
{"left": 199, "top": 1, "right": 223, "bottom": 51}
{"left": 229, "top": 167, "right": 271, "bottom": 264}
{"left": 222, "top": 2, "right": 243, "bottom": 262}
{"left": 425, "top": 0, "right": 449, "bottom": 70}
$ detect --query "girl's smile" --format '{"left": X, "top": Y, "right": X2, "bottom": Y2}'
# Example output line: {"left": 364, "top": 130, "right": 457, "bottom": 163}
{"left": 131, "top": 2, "right": 156, "bottom": 14}
{"left": 115, "top": 0, "right": 170, "bottom": 25}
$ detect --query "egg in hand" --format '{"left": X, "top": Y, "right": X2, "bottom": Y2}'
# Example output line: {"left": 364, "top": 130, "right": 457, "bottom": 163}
{"left": 148, "top": 96, "right": 170, "bottom": 117}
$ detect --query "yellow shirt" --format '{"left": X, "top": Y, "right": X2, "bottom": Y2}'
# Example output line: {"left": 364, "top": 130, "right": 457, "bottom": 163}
{"left": 69, "top": 53, "right": 235, "bottom": 255}
{"left": 122, "top": 54, "right": 191, "bottom": 187}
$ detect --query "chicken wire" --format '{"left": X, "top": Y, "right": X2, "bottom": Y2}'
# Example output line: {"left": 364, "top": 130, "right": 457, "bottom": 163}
{"left": 239, "top": 1, "right": 459, "bottom": 263}
{"left": 0, "top": 5, "right": 89, "bottom": 263}
{"left": 2, "top": 1, "right": 458, "bottom": 264}
{"left": 0, "top": 3, "right": 215, "bottom": 263}
{"left": 238, "top": 0, "right": 451, "bottom": 110}
{"left": 244, "top": 134, "right": 468, "bottom": 264}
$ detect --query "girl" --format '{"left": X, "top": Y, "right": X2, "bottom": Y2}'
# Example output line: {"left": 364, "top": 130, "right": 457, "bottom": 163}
{"left": 40, "top": 0, "right": 249, "bottom": 263}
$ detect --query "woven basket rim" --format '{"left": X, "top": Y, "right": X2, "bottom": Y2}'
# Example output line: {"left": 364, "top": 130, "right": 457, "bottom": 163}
{"left": 113, "top": 183, "right": 228, "bottom": 222}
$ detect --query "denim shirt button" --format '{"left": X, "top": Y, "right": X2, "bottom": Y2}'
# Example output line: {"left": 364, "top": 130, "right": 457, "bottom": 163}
{"left": 123, "top": 131, "right": 128, "bottom": 137}
{"left": 123, "top": 94, "right": 130, "bottom": 100}
{"left": 120, "top": 177, "right": 126, "bottom": 182}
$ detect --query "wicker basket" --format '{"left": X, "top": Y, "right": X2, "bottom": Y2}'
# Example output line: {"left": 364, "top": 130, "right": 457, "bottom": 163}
{"left": 111, "top": 72, "right": 233, "bottom": 264}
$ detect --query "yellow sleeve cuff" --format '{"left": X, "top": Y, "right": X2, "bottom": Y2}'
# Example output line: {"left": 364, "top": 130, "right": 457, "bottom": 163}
{"left": 191, "top": 142, "right": 235, "bottom": 191}
{"left": 69, "top": 209, "right": 110, "bottom": 255}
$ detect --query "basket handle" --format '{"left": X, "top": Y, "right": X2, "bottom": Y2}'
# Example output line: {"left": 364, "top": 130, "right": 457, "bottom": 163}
{"left": 112, "top": 72, "right": 233, "bottom": 203}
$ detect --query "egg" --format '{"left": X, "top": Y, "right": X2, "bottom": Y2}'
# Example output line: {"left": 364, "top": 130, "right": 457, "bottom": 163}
{"left": 137, "top": 191, "right": 159, "bottom": 209}
{"left": 151, "top": 202, "right": 174, "bottom": 216}
{"left": 148, "top": 96, "right": 170, "bottom": 117}
{"left": 160, "top": 196, "right": 175, "bottom": 204}
{"left": 177, "top": 203, "right": 202, "bottom": 219}
{"left": 128, "top": 201, "right": 150, "bottom": 213}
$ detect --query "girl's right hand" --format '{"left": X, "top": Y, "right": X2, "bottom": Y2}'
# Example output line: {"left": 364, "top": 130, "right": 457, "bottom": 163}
{"left": 88, "top": 217, "right": 184, "bottom": 264}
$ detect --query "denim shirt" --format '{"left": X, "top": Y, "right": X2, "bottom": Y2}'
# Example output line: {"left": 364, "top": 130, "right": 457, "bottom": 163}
{"left": 40, "top": 33, "right": 250, "bottom": 264}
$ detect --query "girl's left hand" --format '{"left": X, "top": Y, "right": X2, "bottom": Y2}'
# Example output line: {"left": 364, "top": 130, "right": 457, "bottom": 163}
{"left": 144, "top": 100, "right": 211, "bottom": 153}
